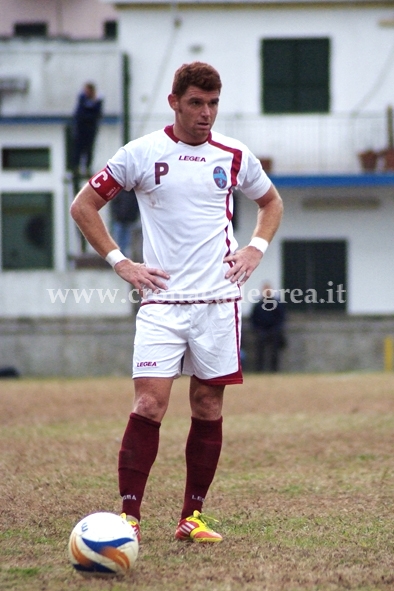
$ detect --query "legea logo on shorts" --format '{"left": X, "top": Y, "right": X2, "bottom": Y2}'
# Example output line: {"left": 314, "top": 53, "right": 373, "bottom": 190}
{"left": 136, "top": 361, "right": 157, "bottom": 367}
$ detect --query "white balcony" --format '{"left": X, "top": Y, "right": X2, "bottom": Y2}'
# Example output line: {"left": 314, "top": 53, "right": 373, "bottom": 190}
{"left": 132, "top": 110, "right": 394, "bottom": 175}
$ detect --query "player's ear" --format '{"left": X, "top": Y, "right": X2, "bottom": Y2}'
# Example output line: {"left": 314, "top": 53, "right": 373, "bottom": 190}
{"left": 168, "top": 93, "right": 178, "bottom": 111}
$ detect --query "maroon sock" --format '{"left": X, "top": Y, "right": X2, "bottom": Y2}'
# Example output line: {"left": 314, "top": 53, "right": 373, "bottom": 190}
{"left": 118, "top": 412, "right": 160, "bottom": 521}
{"left": 181, "top": 416, "right": 223, "bottom": 520}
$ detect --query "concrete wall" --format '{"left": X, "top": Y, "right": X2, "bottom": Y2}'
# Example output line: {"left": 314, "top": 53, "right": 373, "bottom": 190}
{"left": 242, "top": 313, "right": 394, "bottom": 374}
{"left": 1, "top": 314, "right": 393, "bottom": 377}
{"left": 0, "top": 316, "right": 136, "bottom": 377}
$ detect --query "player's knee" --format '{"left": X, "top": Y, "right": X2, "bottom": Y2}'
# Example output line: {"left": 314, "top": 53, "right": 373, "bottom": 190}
{"left": 190, "top": 386, "right": 224, "bottom": 420}
{"left": 132, "top": 392, "right": 168, "bottom": 422}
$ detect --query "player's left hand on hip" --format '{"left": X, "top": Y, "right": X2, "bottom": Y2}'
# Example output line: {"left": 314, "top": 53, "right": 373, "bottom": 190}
{"left": 224, "top": 246, "right": 263, "bottom": 285}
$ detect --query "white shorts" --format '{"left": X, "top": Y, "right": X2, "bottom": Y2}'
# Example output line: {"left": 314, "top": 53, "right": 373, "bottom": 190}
{"left": 132, "top": 302, "right": 243, "bottom": 385}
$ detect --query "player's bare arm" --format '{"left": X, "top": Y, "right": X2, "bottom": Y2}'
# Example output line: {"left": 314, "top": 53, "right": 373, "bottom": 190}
{"left": 70, "top": 183, "right": 170, "bottom": 293}
{"left": 224, "top": 183, "right": 283, "bottom": 285}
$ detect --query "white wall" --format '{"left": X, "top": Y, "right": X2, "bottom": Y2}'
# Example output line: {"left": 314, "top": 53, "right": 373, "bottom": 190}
{"left": 115, "top": 4, "right": 394, "bottom": 170}
{"left": 0, "top": 38, "right": 123, "bottom": 294}
{"left": 0, "top": 125, "right": 67, "bottom": 271}
{"left": 0, "top": 270, "right": 133, "bottom": 317}
{"left": 118, "top": 4, "right": 394, "bottom": 120}
{"left": 234, "top": 184, "right": 394, "bottom": 316}
{"left": 0, "top": 40, "right": 121, "bottom": 116}
{"left": 0, "top": 121, "right": 121, "bottom": 271}
{"left": 114, "top": 2, "right": 394, "bottom": 317}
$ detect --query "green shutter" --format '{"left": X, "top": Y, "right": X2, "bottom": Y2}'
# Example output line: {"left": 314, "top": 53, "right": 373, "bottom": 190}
{"left": 282, "top": 240, "right": 347, "bottom": 311}
{"left": 1, "top": 193, "right": 53, "bottom": 270}
{"left": 262, "top": 38, "right": 330, "bottom": 114}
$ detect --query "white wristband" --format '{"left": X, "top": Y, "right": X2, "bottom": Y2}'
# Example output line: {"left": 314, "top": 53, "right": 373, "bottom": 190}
{"left": 249, "top": 237, "right": 269, "bottom": 254}
{"left": 105, "top": 249, "right": 127, "bottom": 267}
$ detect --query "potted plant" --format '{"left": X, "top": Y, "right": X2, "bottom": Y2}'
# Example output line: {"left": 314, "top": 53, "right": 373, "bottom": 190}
{"left": 358, "top": 149, "right": 378, "bottom": 172}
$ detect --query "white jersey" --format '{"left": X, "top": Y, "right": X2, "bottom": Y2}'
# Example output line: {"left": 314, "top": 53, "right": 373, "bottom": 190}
{"left": 107, "top": 125, "right": 271, "bottom": 303}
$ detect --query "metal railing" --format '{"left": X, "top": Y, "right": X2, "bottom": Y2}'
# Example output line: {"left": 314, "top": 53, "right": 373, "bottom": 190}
{"left": 131, "top": 111, "right": 392, "bottom": 175}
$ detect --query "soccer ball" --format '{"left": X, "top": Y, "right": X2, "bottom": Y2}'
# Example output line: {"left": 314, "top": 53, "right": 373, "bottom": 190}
{"left": 68, "top": 512, "right": 139, "bottom": 577}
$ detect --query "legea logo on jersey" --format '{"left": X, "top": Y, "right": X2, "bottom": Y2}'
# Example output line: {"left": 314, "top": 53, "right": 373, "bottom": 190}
{"left": 213, "top": 166, "right": 227, "bottom": 188}
{"left": 179, "top": 155, "right": 206, "bottom": 162}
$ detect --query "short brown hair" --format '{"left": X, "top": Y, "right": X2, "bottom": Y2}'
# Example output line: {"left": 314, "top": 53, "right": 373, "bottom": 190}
{"left": 171, "top": 62, "right": 222, "bottom": 97}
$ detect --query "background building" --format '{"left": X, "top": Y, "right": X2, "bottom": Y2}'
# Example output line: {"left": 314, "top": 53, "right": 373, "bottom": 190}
{"left": 0, "top": 0, "right": 118, "bottom": 39}
{"left": 1, "top": 0, "right": 394, "bottom": 374}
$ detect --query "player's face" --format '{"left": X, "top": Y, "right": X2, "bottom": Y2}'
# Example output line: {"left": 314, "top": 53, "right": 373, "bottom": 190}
{"left": 168, "top": 86, "right": 220, "bottom": 145}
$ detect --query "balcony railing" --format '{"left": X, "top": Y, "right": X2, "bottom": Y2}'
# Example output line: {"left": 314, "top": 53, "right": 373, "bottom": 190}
{"left": 131, "top": 111, "right": 392, "bottom": 175}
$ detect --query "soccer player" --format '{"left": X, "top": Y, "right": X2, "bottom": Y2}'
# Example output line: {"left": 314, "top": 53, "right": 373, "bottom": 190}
{"left": 70, "top": 62, "right": 283, "bottom": 543}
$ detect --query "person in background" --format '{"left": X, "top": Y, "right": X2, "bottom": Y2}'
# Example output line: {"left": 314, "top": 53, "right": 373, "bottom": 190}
{"left": 250, "top": 282, "right": 286, "bottom": 373}
{"left": 72, "top": 82, "right": 103, "bottom": 176}
{"left": 110, "top": 189, "right": 141, "bottom": 259}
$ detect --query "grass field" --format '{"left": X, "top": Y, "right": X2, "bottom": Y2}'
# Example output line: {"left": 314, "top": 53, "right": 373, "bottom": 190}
{"left": 1, "top": 372, "right": 394, "bottom": 591}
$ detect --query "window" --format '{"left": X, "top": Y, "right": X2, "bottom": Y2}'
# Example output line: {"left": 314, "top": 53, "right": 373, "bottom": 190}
{"left": 262, "top": 38, "right": 330, "bottom": 114}
{"left": 104, "top": 20, "right": 118, "bottom": 39}
{"left": 282, "top": 240, "right": 347, "bottom": 311}
{"left": 2, "top": 147, "right": 50, "bottom": 170}
{"left": 1, "top": 193, "right": 53, "bottom": 270}
{"left": 14, "top": 23, "right": 48, "bottom": 37}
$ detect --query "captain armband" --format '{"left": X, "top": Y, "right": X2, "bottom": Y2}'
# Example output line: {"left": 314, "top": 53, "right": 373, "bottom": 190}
{"left": 89, "top": 167, "right": 123, "bottom": 201}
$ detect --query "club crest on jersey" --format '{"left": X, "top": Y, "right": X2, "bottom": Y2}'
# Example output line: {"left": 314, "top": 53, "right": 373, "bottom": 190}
{"left": 213, "top": 166, "right": 227, "bottom": 188}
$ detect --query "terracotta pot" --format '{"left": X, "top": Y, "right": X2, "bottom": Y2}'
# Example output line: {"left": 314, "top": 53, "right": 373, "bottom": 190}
{"left": 259, "top": 158, "right": 273, "bottom": 173}
{"left": 358, "top": 150, "right": 378, "bottom": 172}
{"left": 383, "top": 148, "right": 394, "bottom": 171}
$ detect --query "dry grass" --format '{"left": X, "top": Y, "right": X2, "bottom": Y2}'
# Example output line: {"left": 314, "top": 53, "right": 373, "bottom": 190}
{"left": 1, "top": 373, "right": 394, "bottom": 591}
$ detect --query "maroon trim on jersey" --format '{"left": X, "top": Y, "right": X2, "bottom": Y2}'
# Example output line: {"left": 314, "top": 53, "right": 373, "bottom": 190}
{"left": 89, "top": 167, "right": 123, "bottom": 201}
{"left": 164, "top": 124, "right": 212, "bottom": 145}
{"left": 140, "top": 297, "right": 242, "bottom": 306}
{"left": 208, "top": 137, "right": 243, "bottom": 262}
{"left": 224, "top": 189, "right": 233, "bottom": 256}
{"left": 208, "top": 138, "right": 243, "bottom": 186}
{"left": 193, "top": 301, "right": 243, "bottom": 386}
{"left": 164, "top": 125, "right": 179, "bottom": 142}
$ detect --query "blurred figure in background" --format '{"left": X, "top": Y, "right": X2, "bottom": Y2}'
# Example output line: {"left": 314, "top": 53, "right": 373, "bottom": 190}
{"left": 110, "top": 189, "right": 141, "bottom": 259}
{"left": 250, "top": 282, "right": 286, "bottom": 372}
{"left": 72, "top": 82, "right": 103, "bottom": 176}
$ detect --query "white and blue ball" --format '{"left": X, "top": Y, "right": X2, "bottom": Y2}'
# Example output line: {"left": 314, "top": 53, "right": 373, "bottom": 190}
{"left": 68, "top": 512, "right": 138, "bottom": 577}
